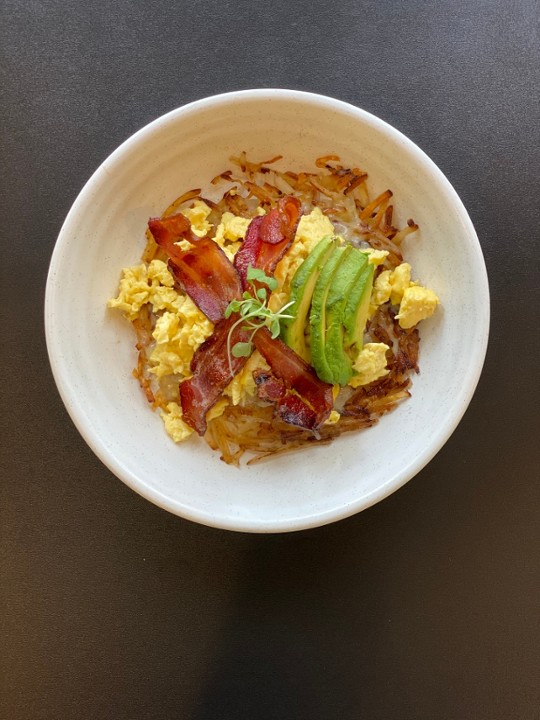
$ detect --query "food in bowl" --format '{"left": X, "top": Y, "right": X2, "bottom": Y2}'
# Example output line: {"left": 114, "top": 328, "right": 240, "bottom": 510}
{"left": 108, "top": 153, "right": 439, "bottom": 465}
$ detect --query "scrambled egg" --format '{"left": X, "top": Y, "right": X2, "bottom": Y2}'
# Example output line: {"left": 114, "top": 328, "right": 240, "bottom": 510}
{"left": 370, "top": 263, "right": 411, "bottom": 309}
{"left": 370, "top": 269, "right": 392, "bottom": 311}
{"left": 389, "top": 263, "right": 412, "bottom": 305}
{"left": 149, "top": 300, "right": 213, "bottom": 379}
{"left": 368, "top": 261, "right": 439, "bottom": 328}
{"left": 349, "top": 343, "right": 390, "bottom": 387}
{"left": 108, "top": 259, "right": 213, "bottom": 380}
{"left": 185, "top": 200, "right": 213, "bottom": 238}
{"left": 172, "top": 201, "right": 214, "bottom": 252}
{"left": 363, "top": 248, "right": 389, "bottom": 266}
{"left": 215, "top": 212, "right": 250, "bottom": 243}
{"left": 274, "top": 207, "right": 335, "bottom": 293}
{"left": 213, "top": 212, "right": 250, "bottom": 260}
{"left": 107, "top": 260, "right": 181, "bottom": 320}
{"left": 160, "top": 402, "right": 193, "bottom": 442}
{"left": 395, "top": 286, "right": 439, "bottom": 329}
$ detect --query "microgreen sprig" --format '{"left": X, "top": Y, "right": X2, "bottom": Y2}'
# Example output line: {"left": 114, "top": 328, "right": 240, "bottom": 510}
{"left": 225, "top": 266, "right": 295, "bottom": 375}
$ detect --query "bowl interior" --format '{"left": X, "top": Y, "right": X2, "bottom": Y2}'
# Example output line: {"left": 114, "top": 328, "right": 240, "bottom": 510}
{"left": 45, "top": 90, "right": 489, "bottom": 532}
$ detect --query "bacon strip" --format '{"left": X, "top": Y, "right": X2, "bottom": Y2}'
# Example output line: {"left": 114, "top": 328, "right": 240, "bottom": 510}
{"left": 166, "top": 240, "right": 241, "bottom": 323}
{"left": 253, "top": 369, "right": 286, "bottom": 402}
{"left": 277, "top": 393, "right": 320, "bottom": 430}
{"left": 253, "top": 366, "right": 322, "bottom": 429}
{"left": 149, "top": 213, "right": 241, "bottom": 323}
{"left": 254, "top": 328, "right": 333, "bottom": 429}
{"left": 148, "top": 213, "right": 198, "bottom": 258}
{"left": 234, "top": 196, "right": 301, "bottom": 289}
{"left": 179, "top": 317, "right": 250, "bottom": 435}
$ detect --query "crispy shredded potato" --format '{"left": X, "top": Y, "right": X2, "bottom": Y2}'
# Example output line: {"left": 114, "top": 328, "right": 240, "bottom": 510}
{"left": 128, "top": 154, "right": 422, "bottom": 465}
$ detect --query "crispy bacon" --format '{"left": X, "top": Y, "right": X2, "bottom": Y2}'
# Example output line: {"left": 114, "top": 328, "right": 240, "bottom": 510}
{"left": 180, "top": 317, "right": 250, "bottom": 435}
{"left": 277, "top": 393, "right": 320, "bottom": 430}
{"left": 148, "top": 213, "right": 198, "bottom": 258}
{"left": 167, "top": 241, "right": 241, "bottom": 323}
{"left": 149, "top": 213, "right": 241, "bottom": 323}
{"left": 253, "top": 328, "right": 333, "bottom": 429}
{"left": 253, "top": 369, "right": 286, "bottom": 402}
{"left": 234, "top": 196, "right": 301, "bottom": 288}
{"left": 253, "top": 366, "right": 323, "bottom": 429}
{"left": 233, "top": 215, "right": 263, "bottom": 289}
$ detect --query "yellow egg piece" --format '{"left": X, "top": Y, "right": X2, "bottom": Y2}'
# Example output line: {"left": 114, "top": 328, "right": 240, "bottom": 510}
{"left": 396, "top": 286, "right": 439, "bottom": 329}
{"left": 214, "top": 212, "right": 251, "bottom": 243}
{"left": 108, "top": 259, "right": 176, "bottom": 320}
{"left": 371, "top": 269, "right": 392, "bottom": 307}
{"left": 325, "top": 410, "right": 341, "bottom": 425}
{"left": 389, "top": 262, "right": 411, "bottom": 305}
{"left": 295, "top": 206, "right": 335, "bottom": 252}
{"left": 161, "top": 402, "right": 193, "bottom": 443}
{"left": 213, "top": 211, "right": 253, "bottom": 259}
{"left": 149, "top": 299, "right": 213, "bottom": 379}
{"left": 147, "top": 259, "right": 175, "bottom": 287}
{"left": 368, "top": 262, "right": 420, "bottom": 317}
{"left": 150, "top": 286, "right": 185, "bottom": 314}
{"left": 363, "top": 248, "right": 389, "bottom": 266}
{"left": 185, "top": 200, "right": 213, "bottom": 237}
{"left": 348, "top": 343, "right": 390, "bottom": 387}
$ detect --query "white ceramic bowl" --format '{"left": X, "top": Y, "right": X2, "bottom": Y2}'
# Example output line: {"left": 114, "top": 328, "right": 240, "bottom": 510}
{"left": 45, "top": 90, "right": 489, "bottom": 532}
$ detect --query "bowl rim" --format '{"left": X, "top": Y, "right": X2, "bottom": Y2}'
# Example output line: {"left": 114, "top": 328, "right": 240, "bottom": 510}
{"left": 45, "top": 89, "right": 490, "bottom": 533}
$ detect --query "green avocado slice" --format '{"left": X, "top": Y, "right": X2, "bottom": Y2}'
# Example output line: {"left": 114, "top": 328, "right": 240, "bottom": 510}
{"left": 309, "top": 245, "right": 350, "bottom": 384}
{"left": 342, "top": 259, "right": 375, "bottom": 352}
{"left": 280, "top": 235, "right": 337, "bottom": 360}
{"left": 325, "top": 249, "right": 370, "bottom": 385}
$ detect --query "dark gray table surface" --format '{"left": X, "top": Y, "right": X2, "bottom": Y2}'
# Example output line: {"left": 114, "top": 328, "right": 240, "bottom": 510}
{"left": 1, "top": 1, "right": 539, "bottom": 718}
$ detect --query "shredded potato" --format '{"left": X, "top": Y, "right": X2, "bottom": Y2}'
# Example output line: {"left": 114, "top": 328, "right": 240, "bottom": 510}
{"left": 114, "top": 155, "right": 427, "bottom": 465}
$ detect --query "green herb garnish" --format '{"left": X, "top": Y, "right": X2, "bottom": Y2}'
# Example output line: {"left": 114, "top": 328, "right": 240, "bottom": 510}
{"left": 225, "top": 266, "right": 295, "bottom": 374}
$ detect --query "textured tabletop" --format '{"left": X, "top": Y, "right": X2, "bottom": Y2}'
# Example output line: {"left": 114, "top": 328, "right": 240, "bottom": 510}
{"left": 1, "top": 1, "right": 539, "bottom": 718}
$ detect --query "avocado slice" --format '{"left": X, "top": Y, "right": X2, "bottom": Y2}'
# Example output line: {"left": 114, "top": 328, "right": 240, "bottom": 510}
{"left": 309, "top": 245, "right": 351, "bottom": 383}
{"left": 325, "top": 249, "right": 369, "bottom": 385}
{"left": 342, "top": 260, "right": 375, "bottom": 351}
{"left": 280, "top": 235, "right": 337, "bottom": 360}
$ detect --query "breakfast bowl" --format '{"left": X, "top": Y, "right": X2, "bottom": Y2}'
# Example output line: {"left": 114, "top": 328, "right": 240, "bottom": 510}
{"left": 45, "top": 89, "right": 489, "bottom": 532}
